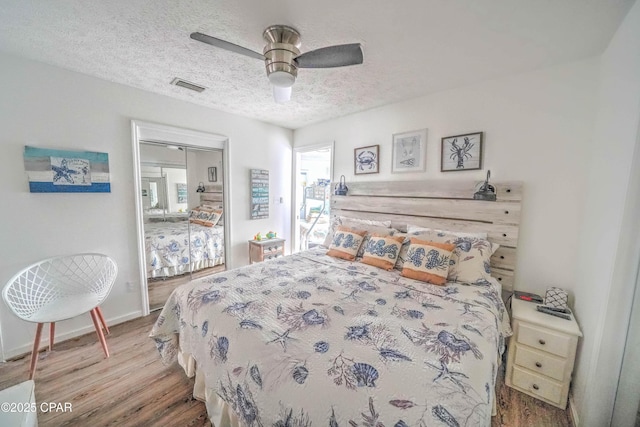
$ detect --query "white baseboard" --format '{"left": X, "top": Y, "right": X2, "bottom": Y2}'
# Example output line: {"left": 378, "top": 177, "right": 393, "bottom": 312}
{"left": 3, "top": 310, "right": 143, "bottom": 361}
{"left": 569, "top": 393, "right": 580, "bottom": 427}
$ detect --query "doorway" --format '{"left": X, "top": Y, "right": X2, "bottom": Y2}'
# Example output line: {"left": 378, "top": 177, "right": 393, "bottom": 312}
{"left": 292, "top": 144, "right": 333, "bottom": 253}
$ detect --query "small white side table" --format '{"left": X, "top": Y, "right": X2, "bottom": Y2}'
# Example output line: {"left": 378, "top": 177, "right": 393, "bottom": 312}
{"left": 506, "top": 298, "right": 582, "bottom": 409}
{"left": 0, "top": 380, "right": 38, "bottom": 426}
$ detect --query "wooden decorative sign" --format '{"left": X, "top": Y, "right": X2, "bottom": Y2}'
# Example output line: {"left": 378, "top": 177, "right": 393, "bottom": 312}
{"left": 250, "top": 169, "right": 269, "bottom": 219}
{"left": 24, "top": 145, "right": 111, "bottom": 193}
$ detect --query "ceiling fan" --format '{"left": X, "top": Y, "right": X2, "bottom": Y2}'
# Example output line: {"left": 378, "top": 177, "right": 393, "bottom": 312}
{"left": 190, "top": 25, "right": 363, "bottom": 103}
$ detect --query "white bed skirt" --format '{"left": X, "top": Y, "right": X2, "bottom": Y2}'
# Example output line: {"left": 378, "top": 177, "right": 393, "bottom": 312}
{"left": 149, "top": 258, "right": 224, "bottom": 279}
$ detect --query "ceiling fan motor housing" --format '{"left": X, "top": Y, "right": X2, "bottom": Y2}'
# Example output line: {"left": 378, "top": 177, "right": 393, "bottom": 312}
{"left": 263, "top": 25, "right": 301, "bottom": 87}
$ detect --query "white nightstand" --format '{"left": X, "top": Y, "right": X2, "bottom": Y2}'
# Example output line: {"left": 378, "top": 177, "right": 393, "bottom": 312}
{"left": 505, "top": 298, "right": 582, "bottom": 409}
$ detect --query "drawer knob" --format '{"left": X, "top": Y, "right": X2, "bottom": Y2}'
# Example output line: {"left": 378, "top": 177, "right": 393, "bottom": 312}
{"left": 538, "top": 339, "right": 546, "bottom": 345}
{"left": 532, "top": 384, "right": 539, "bottom": 391}
{"left": 535, "top": 362, "right": 542, "bottom": 368}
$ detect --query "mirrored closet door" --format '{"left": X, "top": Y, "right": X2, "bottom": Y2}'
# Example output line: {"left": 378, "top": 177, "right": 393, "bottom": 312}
{"left": 139, "top": 142, "right": 226, "bottom": 311}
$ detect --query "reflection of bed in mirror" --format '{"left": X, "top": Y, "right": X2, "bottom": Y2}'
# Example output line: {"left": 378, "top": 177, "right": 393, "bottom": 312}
{"left": 134, "top": 130, "right": 228, "bottom": 313}
{"left": 145, "top": 221, "right": 225, "bottom": 279}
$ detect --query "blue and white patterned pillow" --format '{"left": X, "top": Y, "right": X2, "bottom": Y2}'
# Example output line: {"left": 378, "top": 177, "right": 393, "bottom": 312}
{"left": 326, "top": 226, "right": 367, "bottom": 261}
{"left": 361, "top": 234, "right": 405, "bottom": 270}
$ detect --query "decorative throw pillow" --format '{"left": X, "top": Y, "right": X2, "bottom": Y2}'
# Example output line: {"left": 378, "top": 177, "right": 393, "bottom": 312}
{"left": 200, "top": 209, "right": 223, "bottom": 227}
{"left": 322, "top": 216, "right": 392, "bottom": 248}
{"left": 190, "top": 209, "right": 208, "bottom": 224}
{"left": 409, "top": 229, "right": 498, "bottom": 283}
{"left": 401, "top": 239, "right": 456, "bottom": 286}
{"left": 191, "top": 208, "right": 222, "bottom": 227}
{"left": 340, "top": 220, "right": 396, "bottom": 258}
{"left": 361, "top": 234, "right": 405, "bottom": 270}
{"left": 326, "top": 226, "right": 367, "bottom": 261}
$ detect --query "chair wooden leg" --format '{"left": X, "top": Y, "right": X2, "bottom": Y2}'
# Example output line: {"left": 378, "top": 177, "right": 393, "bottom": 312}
{"left": 29, "top": 323, "right": 44, "bottom": 380}
{"left": 49, "top": 322, "right": 55, "bottom": 351}
{"left": 90, "top": 309, "right": 110, "bottom": 358}
{"left": 95, "top": 306, "right": 110, "bottom": 335}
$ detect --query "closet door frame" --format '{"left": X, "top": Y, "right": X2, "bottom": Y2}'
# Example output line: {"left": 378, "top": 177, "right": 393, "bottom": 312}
{"left": 131, "top": 120, "right": 229, "bottom": 315}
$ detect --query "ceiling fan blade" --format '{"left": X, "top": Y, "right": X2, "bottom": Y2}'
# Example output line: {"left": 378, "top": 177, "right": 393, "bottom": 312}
{"left": 294, "top": 43, "right": 363, "bottom": 69}
{"left": 190, "top": 32, "right": 264, "bottom": 61}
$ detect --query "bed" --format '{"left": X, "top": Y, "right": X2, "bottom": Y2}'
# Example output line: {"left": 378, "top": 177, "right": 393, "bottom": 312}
{"left": 150, "top": 179, "right": 522, "bottom": 426}
{"left": 145, "top": 221, "right": 225, "bottom": 279}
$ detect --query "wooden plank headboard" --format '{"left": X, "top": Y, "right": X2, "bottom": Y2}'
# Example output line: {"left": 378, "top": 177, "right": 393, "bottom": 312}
{"left": 330, "top": 180, "right": 522, "bottom": 294}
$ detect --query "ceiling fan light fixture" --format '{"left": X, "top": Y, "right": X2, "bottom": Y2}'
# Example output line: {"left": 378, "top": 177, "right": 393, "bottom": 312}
{"left": 268, "top": 70, "right": 296, "bottom": 88}
{"left": 273, "top": 85, "right": 292, "bottom": 104}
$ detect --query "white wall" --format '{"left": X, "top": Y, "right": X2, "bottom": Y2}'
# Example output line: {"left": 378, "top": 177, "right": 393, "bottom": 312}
{"left": 0, "top": 52, "right": 292, "bottom": 359}
{"left": 571, "top": 1, "right": 640, "bottom": 425}
{"left": 295, "top": 58, "right": 598, "bottom": 300}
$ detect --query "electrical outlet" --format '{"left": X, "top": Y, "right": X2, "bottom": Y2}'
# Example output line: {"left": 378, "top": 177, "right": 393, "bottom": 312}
{"left": 126, "top": 281, "right": 136, "bottom": 292}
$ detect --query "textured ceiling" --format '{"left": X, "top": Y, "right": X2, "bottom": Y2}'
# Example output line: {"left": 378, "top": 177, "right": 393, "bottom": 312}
{"left": 0, "top": 0, "right": 635, "bottom": 129}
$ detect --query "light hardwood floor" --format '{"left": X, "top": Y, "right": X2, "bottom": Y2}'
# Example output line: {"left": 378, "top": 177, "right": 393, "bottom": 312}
{"left": 0, "top": 313, "right": 573, "bottom": 426}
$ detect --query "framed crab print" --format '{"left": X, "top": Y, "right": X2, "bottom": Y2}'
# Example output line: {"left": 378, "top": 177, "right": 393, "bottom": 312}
{"left": 391, "top": 129, "right": 427, "bottom": 173}
{"left": 354, "top": 145, "right": 379, "bottom": 175}
{"left": 441, "top": 131, "right": 483, "bottom": 172}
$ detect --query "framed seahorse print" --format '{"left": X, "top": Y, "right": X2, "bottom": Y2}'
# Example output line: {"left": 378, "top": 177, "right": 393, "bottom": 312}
{"left": 391, "top": 129, "right": 427, "bottom": 173}
{"left": 441, "top": 131, "right": 483, "bottom": 172}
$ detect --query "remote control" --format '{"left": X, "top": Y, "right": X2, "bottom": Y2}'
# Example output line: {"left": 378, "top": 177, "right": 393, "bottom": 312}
{"left": 536, "top": 305, "right": 571, "bottom": 320}
{"left": 541, "top": 305, "right": 570, "bottom": 314}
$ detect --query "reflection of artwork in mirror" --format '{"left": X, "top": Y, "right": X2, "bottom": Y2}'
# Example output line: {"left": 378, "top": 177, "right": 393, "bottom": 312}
{"left": 208, "top": 167, "right": 217, "bottom": 182}
{"left": 176, "top": 183, "right": 187, "bottom": 203}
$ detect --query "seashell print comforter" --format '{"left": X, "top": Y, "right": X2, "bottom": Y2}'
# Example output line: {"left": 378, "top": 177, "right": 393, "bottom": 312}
{"left": 145, "top": 222, "right": 224, "bottom": 278}
{"left": 150, "top": 247, "right": 512, "bottom": 426}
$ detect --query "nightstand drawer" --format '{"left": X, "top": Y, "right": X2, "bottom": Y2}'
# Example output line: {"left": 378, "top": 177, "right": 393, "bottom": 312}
{"left": 514, "top": 344, "right": 567, "bottom": 381}
{"left": 517, "top": 323, "right": 572, "bottom": 358}
{"left": 512, "top": 366, "right": 563, "bottom": 405}
{"left": 248, "top": 238, "right": 286, "bottom": 264}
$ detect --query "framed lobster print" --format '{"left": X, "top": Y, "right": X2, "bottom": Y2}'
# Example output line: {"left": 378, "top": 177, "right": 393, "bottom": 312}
{"left": 441, "top": 131, "right": 483, "bottom": 172}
